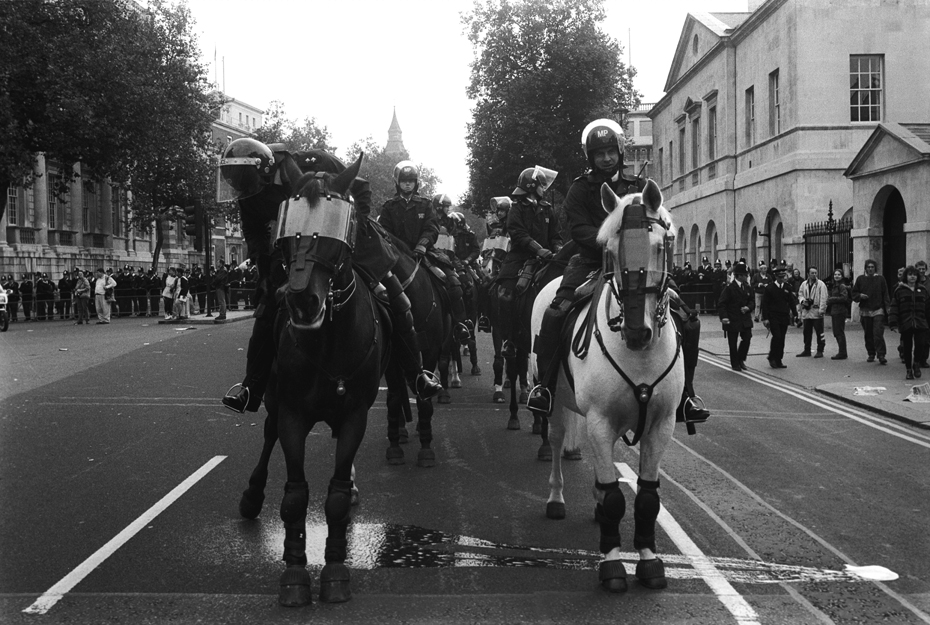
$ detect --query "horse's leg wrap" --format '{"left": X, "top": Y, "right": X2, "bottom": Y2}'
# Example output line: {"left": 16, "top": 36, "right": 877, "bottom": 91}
{"left": 324, "top": 478, "right": 354, "bottom": 563}
{"left": 280, "top": 481, "right": 309, "bottom": 566}
{"left": 633, "top": 478, "right": 661, "bottom": 552}
{"left": 594, "top": 481, "right": 626, "bottom": 554}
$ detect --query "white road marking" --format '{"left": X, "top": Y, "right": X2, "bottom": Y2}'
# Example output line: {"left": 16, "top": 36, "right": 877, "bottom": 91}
{"left": 699, "top": 354, "right": 930, "bottom": 448}
{"left": 616, "top": 462, "right": 761, "bottom": 625}
{"left": 22, "top": 455, "right": 226, "bottom": 615}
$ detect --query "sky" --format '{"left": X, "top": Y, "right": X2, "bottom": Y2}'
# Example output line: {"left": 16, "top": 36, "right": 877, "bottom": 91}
{"left": 183, "top": 0, "right": 750, "bottom": 200}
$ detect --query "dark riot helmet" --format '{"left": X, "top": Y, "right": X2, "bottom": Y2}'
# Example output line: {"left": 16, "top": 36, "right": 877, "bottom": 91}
{"left": 393, "top": 160, "right": 419, "bottom": 192}
{"left": 512, "top": 166, "right": 558, "bottom": 198}
{"left": 216, "top": 138, "right": 275, "bottom": 203}
{"left": 431, "top": 193, "right": 453, "bottom": 214}
{"left": 580, "top": 118, "right": 625, "bottom": 169}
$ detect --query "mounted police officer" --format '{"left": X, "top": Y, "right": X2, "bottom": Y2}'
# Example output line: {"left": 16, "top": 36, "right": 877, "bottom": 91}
{"left": 219, "top": 141, "right": 440, "bottom": 413}
{"left": 497, "top": 165, "right": 562, "bottom": 360}
{"left": 527, "top": 119, "right": 710, "bottom": 426}
{"left": 380, "top": 162, "right": 470, "bottom": 342}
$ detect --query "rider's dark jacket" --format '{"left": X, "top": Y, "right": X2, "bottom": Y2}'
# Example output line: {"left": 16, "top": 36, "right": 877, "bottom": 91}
{"left": 504, "top": 196, "right": 561, "bottom": 265}
{"left": 454, "top": 227, "right": 480, "bottom": 264}
{"left": 564, "top": 170, "right": 646, "bottom": 261}
{"left": 379, "top": 194, "right": 439, "bottom": 251}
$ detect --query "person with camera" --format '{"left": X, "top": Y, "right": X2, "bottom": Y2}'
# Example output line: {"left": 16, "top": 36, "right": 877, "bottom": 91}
{"left": 796, "top": 266, "right": 828, "bottom": 358}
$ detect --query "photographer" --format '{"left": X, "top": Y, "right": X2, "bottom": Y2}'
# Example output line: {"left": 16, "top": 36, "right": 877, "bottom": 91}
{"left": 796, "top": 267, "right": 828, "bottom": 358}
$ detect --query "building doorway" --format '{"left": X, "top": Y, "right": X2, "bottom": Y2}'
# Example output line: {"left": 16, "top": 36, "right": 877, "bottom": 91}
{"left": 881, "top": 188, "right": 907, "bottom": 286}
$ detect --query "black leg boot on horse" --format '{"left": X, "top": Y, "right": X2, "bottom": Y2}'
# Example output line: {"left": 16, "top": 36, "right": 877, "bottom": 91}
{"left": 223, "top": 298, "right": 277, "bottom": 413}
{"left": 528, "top": 301, "right": 569, "bottom": 415}
{"left": 385, "top": 274, "right": 442, "bottom": 400}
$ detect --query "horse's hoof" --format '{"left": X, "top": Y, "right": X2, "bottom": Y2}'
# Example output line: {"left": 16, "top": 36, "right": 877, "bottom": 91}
{"left": 519, "top": 389, "right": 529, "bottom": 403}
{"left": 507, "top": 416, "right": 521, "bottom": 430}
{"left": 319, "top": 562, "right": 351, "bottom": 603}
{"left": 471, "top": 365, "right": 482, "bottom": 376}
{"left": 386, "top": 446, "right": 405, "bottom": 465}
{"left": 562, "top": 448, "right": 582, "bottom": 461}
{"left": 503, "top": 380, "right": 511, "bottom": 389}
{"left": 438, "top": 390, "right": 452, "bottom": 404}
{"left": 493, "top": 390, "right": 505, "bottom": 403}
{"left": 279, "top": 565, "right": 312, "bottom": 607}
{"left": 598, "top": 560, "right": 628, "bottom": 593}
{"left": 537, "top": 443, "right": 552, "bottom": 461}
{"left": 417, "top": 448, "right": 436, "bottom": 468}
{"left": 636, "top": 558, "right": 667, "bottom": 590}
{"left": 450, "top": 378, "right": 462, "bottom": 389}
{"left": 546, "top": 501, "right": 565, "bottom": 519}
{"left": 350, "top": 487, "right": 360, "bottom": 507}
{"left": 398, "top": 427, "right": 409, "bottom": 444}
{"left": 238, "top": 488, "right": 265, "bottom": 520}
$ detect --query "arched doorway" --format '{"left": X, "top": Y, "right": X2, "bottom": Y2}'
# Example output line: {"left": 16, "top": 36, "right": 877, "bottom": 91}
{"left": 882, "top": 189, "right": 907, "bottom": 286}
{"left": 740, "top": 214, "right": 757, "bottom": 268}
{"left": 705, "top": 221, "right": 718, "bottom": 264}
{"left": 764, "top": 208, "right": 784, "bottom": 264}
{"left": 689, "top": 224, "right": 701, "bottom": 267}
{"left": 676, "top": 226, "right": 686, "bottom": 268}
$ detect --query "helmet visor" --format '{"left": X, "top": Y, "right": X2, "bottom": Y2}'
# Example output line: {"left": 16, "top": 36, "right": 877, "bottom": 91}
{"left": 216, "top": 158, "right": 263, "bottom": 203}
{"left": 532, "top": 166, "right": 558, "bottom": 194}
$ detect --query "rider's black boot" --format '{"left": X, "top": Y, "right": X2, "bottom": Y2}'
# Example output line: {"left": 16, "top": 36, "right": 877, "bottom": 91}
{"left": 677, "top": 312, "right": 710, "bottom": 425}
{"left": 385, "top": 274, "right": 442, "bottom": 400}
{"left": 527, "top": 305, "right": 566, "bottom": 415}
{"left": 447, "top": 281, "right": 471, "bottom": 343}
{"left": 498, "top": 287, "right": 517, "bottom": 359}
{"left": 222, "top": 302, "right": 276, "bottom": 413}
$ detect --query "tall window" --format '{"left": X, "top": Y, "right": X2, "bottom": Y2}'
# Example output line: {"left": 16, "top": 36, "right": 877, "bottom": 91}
{"left": 769, "top": 69, "right": 781, "bottom": 135}
{"left": 657, "top": 147, "right": 664, "bottom": 184}
{"left": 708, "top": 106, "right": 717, "bottom": 160}
{"left": 850, "top": 55, "right": 883, "bottom": 122}
{"left": 745, "top": 86, "right": 755, "bottom": 145}
{"left": 83, "top": 181, "right": 95, "bottom": 232}
{"left": 7, "top": 185, "right": 18, "bottom": 226}
{"left": 678, "top": 126, "right": 686, "bottom": 176}
{"left": 47, "top": 175, "right": 59, "bottom": 229}
{"left": 640, "top": 120, "right": 652, "bottom": 136}
{"left": 691, "top": 117, "right": 701, "bottom": 170}
{"left": 668, "top": 141, "right": 674, "bottom": 179}
{"left": 111, "top": 185, "right": 122, "bottom": 237}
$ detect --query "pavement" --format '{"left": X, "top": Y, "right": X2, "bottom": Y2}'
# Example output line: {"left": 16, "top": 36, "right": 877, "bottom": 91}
{"left": 155, "top": 307, "right": 255, "bottom": 326}
{"left": 698, "top": 315, "right": 930, "bottom": 430}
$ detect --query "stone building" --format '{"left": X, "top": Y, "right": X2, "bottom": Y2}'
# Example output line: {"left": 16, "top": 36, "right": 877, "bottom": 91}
{"left": 385, "top": 107, "right": 407, "bottom": 158}
{"left": 648, "top": 0, "right": 930, "bottom": 285}
{"left": 0, "top": 95, "right": 263, "bottom": 278}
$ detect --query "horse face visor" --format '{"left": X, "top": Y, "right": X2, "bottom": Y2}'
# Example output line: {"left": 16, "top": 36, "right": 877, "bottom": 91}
{"left": 610, "top": 202, "right": 672, "bottom": 296}
{"left": 275, "top": 195, "right": 357, "bottom": 251}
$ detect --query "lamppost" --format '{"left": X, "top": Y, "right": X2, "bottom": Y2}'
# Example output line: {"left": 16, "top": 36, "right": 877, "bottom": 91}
{"left": 827, "top": 200, "right": 836, "bottom": 274}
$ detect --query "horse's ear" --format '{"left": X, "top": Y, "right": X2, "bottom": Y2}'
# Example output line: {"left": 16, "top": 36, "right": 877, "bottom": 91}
{"left": 600, "top": 183, "right": 620, "bottom": 213}
{"left": 642, "top": 179, "right": 662, "bottom": 211}
{"left": 331, "top": 152, "right": 365, "bottom": 196}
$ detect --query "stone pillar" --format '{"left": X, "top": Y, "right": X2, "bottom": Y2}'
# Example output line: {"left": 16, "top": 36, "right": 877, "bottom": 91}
{"left": 101, "top": 183, "right": 113, "bottom": 248}
{"left": 71, "top": 163, "right": 84, "bottom": 248}
{"left": 33, "top": 153, "right": 49, "bottom": 246}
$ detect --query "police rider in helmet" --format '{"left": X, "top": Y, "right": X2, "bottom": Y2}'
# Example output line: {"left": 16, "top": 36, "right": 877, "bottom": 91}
{"left": 380, "top": 162, "right": 471, "bottom": 342}
{"left": 527, "top": 119, "right": 711, "bottom": 426}
{"left": 496, "top": 165, "right": 562, "bottom": 360}
{"left": 217, "top": 140, "right": 441, "bottom": 413}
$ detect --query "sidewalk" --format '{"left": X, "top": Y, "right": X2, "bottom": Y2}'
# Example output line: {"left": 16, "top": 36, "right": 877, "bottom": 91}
{"left": 156, "top": 308, "right": 254, "bottom": 326}
{"left": 700, "top": 317, "right": 930, "bottom": 430}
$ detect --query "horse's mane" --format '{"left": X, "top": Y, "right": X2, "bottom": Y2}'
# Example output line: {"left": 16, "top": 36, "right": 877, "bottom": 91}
{"left": 595, "top": 186, "right": 673, "bottom": 248}
{"left": 292, "top": 172, "right": 326, "bottom": 204}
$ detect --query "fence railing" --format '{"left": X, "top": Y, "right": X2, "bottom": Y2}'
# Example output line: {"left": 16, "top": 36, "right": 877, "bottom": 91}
{"left": 803, "top": 216, "right": 852, "bottom": 274}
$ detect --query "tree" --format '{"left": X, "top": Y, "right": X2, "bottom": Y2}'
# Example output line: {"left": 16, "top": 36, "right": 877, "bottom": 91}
{"left": 461, "top": 0, "right": 639, "bottom": 218}
{"left": 252, "top": 100, "right": 333, "bottom": 152}
{"left": 341, "top": 138, "right": 442, "bottom": 217}
{"left": 0, "top": 0, "right": 222, "bottom": 269}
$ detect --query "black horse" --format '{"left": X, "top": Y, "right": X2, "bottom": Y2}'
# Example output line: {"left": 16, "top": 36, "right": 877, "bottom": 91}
{"left": 238, "top": 156, "right": 390, "bottom": 607}
{"left": 378, "top": 232, "right": 453, "bottom": 467}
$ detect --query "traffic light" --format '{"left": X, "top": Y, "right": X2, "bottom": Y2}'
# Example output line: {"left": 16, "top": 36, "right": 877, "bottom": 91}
{"left": 182, "top": 202, "right": 204, "bottom": 252}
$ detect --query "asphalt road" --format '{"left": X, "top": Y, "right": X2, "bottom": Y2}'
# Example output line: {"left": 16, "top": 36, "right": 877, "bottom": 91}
{"left": 1, "top": 318, "right": 929, "bottom": 624}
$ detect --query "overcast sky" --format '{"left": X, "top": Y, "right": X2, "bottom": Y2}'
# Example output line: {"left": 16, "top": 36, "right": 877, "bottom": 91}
{"left": 183, "top": 0, "right": 750, "bottom": 199}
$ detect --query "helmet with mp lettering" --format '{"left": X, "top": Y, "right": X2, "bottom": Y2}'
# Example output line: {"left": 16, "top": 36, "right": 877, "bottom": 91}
{"left": 216, "top": 138, "right": 275, "bottom": 203}
{"left": 393, "top": 160, "right": 419, "bottom": 192}
{"left": 580, "top": 118, "right": 625, "bottom": 169}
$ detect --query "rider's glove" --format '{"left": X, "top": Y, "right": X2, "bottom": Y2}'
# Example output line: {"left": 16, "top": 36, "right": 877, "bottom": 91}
{"left": 536, "top": 248, "right": 553, "bottom": 260}
{"left": 414, "top": 245, "right": 427, "bottom": 258}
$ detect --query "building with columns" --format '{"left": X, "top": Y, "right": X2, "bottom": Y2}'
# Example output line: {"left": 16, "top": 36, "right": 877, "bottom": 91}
{"left": 0, "top": 95, "right": 264, "bottom": 278}
{"left": 648, "top": 0, "right": 929, "bottom": 286}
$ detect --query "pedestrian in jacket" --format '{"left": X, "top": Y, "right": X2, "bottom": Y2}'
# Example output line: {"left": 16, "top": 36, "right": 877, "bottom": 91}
{"left": 826, "top": 269, "right": 851, "bottom": 360}
{"left": 760, "top": 262, "right": 795, "bottom": 368}
{"left": 796, "top": 267, "right": 829, "bottom": 357}
{"left": 718, "top": 261, "right": 754, "bottom": 371}
{"left": 889, "top": 265, "right": 930, "bottom": 380}
{"left": 852, "top": 258, "right": 892, "bottom": 364}
{"left": 212, "top": 263, "right": 228, "bottom": 320}
{"left": 93, "top": 268, "right": 116, "bottom": 324}
{"left": 73, "top": 269, "right": 91, "bottom": 324}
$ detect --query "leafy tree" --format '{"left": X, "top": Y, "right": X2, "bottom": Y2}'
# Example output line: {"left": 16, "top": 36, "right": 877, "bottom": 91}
{"left": 0, "top": 0, "right": 221, "bottom": 269}
{"left": 252, "top": 100, "right": 333, "bottom": 152}
{"left": 461, "top": 0, "right": 639, "bottom": 218}
{"left": 341, "top": 138, "right": 441, "bottom": 217}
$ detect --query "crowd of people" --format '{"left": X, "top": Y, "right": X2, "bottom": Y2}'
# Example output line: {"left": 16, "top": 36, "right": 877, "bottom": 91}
{"left": 0, "top": 262, "right": 260, "bottom": 324}
{"left": 715, "top": 257, "right": 930, "bottom": 380}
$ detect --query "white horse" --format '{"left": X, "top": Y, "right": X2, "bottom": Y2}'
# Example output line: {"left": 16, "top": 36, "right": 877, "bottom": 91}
{"left": 530, "top": 179, "right": 684, "bottom": 593}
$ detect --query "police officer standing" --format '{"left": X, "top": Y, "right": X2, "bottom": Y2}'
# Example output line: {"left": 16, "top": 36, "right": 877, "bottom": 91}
{"left": 760, "top": 261, "right": 794, "bottom": 368}
{"left": 36, "top": 272, "right": 55, "bottom": 320}
{"left": 718, "top": 261, "right": 755, "bottom": 371}
{"left": 57, "top": 270, "right": 73, "bottom": 320}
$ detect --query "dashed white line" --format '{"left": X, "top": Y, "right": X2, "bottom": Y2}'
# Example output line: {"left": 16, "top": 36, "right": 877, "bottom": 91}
{"left": 23, "top": 455, "right": 226, "bottom": 615}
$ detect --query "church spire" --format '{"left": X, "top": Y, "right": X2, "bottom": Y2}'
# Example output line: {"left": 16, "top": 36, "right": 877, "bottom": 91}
{"left": 385, "top": 107, "right": 406, "bottom": 157}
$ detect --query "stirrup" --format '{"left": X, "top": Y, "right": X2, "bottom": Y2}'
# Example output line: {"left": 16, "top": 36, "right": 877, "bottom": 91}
{"left": 415, "top": 370, "right": 442, "bottom": 400}
{"left": 222, "top": 383, "right": 249, "bottom": 414}
{"left": 526, "top": 385, "right": 553, "bottom": 415}
{"left": 477, "top": 315, "right": 491, "bottom": 332}
{"left": 682, "top": 396, "right": 709, "bottom": 423}
{"left": 453, "top": 321, "right": 471, "bottom": 343}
